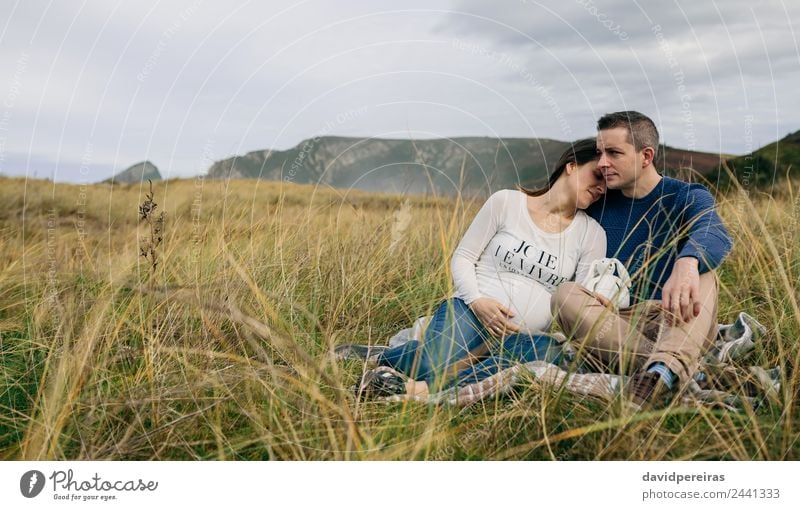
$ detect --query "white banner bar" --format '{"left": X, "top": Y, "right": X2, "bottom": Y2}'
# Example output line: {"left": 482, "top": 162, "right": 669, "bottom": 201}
{"left": 2, "top": 461, "right": 797, "bottom": 509}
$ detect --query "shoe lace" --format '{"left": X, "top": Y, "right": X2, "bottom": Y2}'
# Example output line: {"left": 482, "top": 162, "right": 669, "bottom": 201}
{"left": 361, "top": 370, "right": 405, "bottom": 398}
{"left": 632, "top": 372, "right": 660, "bottom": 401}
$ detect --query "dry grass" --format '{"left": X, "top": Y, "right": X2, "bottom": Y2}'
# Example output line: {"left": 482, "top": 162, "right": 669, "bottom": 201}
{"left": 0, "top": 174, "right": 797, "bottom": 460}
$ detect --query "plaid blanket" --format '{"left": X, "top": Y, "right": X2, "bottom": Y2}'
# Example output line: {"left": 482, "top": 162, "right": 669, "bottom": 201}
{"left": 369, "top": 312, "right": 780, "bottom": 410}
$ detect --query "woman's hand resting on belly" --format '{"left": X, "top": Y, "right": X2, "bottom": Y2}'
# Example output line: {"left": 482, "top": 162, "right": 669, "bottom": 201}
{"left": 468, "top": 297, "right": 522, "bottom": 338}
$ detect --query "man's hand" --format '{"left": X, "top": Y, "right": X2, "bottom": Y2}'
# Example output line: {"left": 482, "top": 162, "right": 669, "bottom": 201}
{"left": 662, "top": 257, "right": 701, "bottom": 325}
{"left": 468, "top": 297, "right": 521, "bottom": 337}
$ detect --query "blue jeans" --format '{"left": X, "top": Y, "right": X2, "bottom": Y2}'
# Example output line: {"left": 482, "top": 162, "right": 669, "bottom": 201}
{"left": 376, "top": 297, "right": 562, "bottom": 392}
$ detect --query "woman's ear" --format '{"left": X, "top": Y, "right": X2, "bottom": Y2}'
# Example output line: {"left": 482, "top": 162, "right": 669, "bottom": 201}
{"left": 564, "top": 161, "right": 576, "bottom": 175}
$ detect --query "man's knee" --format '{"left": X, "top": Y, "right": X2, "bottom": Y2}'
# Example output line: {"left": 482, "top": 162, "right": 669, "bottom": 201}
{"left": 551, "top": 282, "right": 588, "bottom": 321}
{"left": 698, "top": 271, "right": 719, "bottom": 301}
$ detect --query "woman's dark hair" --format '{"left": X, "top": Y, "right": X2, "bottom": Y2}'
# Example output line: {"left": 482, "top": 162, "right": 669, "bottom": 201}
{"left": 518, "top": 138, "right": 598, "bottom": 197}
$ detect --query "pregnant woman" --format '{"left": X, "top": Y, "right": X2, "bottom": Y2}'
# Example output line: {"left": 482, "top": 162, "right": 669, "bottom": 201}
{"left": 339, "top": 138, "right": 607, "bottom": 400}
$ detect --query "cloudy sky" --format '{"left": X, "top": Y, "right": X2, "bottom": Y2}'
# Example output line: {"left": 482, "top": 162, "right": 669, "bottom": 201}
{"left": 0, "top": 0, "right": 797, "bottom": 182}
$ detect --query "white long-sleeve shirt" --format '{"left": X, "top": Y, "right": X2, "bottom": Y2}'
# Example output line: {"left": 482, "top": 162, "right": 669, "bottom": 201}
{"left": 450, "top": 189, "right": 607, "bottom": 334}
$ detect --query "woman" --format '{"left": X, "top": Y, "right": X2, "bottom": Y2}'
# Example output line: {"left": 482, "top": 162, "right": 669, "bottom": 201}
{"left": 338, "top": 138, "right": 607, "bottom": 399}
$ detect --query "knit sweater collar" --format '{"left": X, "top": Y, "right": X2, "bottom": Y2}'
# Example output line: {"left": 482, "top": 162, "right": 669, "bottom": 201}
{"left": 608, "top": 175, "right": 670, "bottom": 205}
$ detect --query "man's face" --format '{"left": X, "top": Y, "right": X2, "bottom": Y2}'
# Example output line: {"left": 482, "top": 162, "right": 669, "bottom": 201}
{"left": 596, "top": 127, "right": 640, "bottom": 190}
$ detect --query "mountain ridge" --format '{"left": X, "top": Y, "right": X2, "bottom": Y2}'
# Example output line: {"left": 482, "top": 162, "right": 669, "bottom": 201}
{"left": 204, "top": 136, "right": 725, "bottom": 196}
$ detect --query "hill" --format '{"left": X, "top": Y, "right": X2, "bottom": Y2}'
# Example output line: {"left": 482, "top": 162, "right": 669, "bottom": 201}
{"left": 105, "top": 161, "right": 161, "bottom": 184}
{"left": 717, "top": 130, "right": 800, "bottom": 190}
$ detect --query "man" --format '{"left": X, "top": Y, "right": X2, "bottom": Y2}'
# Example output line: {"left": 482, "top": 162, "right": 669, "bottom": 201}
{"left": 551, "top": 111, "right": 733, "bottom": 411}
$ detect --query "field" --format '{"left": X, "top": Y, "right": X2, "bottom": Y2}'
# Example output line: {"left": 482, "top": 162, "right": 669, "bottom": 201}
{"left": 1, "top": 175, "right": 798, "bottom": 460}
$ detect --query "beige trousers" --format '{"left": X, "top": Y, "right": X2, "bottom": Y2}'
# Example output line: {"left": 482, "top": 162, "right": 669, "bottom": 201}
{"left": 550, "top": 272, "right": 719, "bottom": 383}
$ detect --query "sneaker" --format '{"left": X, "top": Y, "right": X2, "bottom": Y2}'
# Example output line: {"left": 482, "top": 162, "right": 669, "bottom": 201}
{"left": 624, "top": 371, "right": 668, "bottom": 412}
{"left": 356, "top": 368, "right": 408, "bottom": 400}
{"left": 334, "top": 344, "right": 389, "bottom": 364}
{"left": 746, "top": 366, "right": 781, "bottom": 405}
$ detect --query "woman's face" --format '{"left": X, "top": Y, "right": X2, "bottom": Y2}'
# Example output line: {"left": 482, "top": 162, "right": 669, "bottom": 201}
{"left": 570, "top": 159, "right": 605, "bottom": 209}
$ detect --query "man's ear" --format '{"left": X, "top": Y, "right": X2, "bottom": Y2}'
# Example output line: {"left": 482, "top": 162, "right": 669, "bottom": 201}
{"left": 641, "top": 147, "right": 655, "bottom": 167}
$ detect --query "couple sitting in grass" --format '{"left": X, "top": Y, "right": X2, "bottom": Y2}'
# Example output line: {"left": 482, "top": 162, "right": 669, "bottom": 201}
{"left": 336, "top": 110, "right": 733, "bottom": 412}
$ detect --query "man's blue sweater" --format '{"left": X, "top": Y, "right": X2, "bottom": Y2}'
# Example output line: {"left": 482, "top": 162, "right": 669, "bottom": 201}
{"left": 586, "top": 176, "right": 733, "bottom": 303}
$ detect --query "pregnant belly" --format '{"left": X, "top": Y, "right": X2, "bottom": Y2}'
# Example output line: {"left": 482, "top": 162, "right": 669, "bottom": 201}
{"left": 502, "top": 281, "right": 555, "bottom": 333}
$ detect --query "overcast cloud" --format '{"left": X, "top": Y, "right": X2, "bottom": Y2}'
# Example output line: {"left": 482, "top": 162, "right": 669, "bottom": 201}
{"left": 0, "top": 0, "right": 797, "bottom": 182}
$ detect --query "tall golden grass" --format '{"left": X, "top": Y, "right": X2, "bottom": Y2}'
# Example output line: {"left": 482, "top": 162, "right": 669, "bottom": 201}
{"left": 0, "top": 174, "right": 797, "bottom": 460}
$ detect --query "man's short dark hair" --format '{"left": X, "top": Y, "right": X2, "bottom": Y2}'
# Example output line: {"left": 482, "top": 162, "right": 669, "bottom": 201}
{"left": 597, "top": 111, "right": 659, "bottom": 158}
